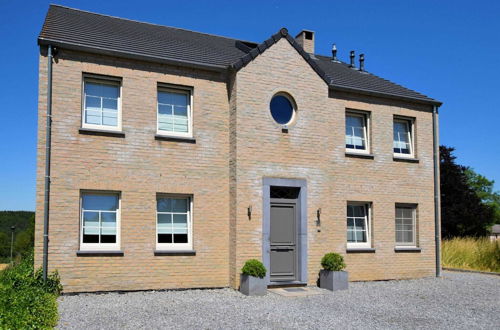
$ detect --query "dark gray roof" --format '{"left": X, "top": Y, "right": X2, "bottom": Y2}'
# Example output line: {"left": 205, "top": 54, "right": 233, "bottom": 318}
{"left": 38, "top": 5, "right": 441, "bottom": 106}
{"left": 38, "top": 5, "right": 251, "bottom": 69}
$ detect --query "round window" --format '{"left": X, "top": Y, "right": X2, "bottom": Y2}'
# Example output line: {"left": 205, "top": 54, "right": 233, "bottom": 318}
{"left": 270, "top": 94, "right": 295, "bottom": 125}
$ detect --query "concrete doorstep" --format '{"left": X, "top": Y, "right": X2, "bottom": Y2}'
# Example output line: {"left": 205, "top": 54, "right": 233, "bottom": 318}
{"left": 267, "top": 286, "right": 328, "bottom": 297}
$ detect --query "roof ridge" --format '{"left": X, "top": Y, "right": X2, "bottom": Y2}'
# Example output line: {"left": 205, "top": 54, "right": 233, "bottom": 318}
{"left": 48, "top": 4, "right": 256, "bottom": 44}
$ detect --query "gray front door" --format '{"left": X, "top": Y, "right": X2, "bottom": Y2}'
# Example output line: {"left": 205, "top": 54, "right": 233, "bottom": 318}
{"left": 270, "top": 200, "right": 297, "bottom": 281}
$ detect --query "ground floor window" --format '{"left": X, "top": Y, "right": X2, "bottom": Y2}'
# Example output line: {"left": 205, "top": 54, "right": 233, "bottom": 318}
{"left": 156, "top": 195, "right": 192, "bottom": 250}
{"left": 347, "top": 203, "right": 371, "bottom": 249}
{"left": 80, "top": 192, "right": 120, "bottom": 250}
{"left": 395, "top": 205, "right": 417, "bottom": 246}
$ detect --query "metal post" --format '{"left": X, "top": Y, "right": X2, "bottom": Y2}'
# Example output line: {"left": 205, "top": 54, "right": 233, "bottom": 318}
{"left": 42, "top": 45, "right": 53, "bottom": 281}
{"left": 10, "top": 226, "right": 15, "bottom": 263}
{"left": 433, "top": 105, "right": 442, "bottom": 277}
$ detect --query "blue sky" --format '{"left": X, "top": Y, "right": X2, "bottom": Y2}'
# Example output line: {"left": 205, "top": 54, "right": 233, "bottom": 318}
{"left": 0, "top": 0, "right": 498, "bottom": 211}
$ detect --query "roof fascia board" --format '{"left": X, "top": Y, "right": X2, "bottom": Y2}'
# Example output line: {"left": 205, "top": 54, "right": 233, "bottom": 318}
{"left": 329, "top": 84, "right": 442, "bottom": 107}
{"left": 38, "top": 38, "right": 228, "bottom": 73}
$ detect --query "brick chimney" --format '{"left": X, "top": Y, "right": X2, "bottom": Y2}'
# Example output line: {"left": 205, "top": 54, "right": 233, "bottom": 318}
{"left": 295, "top": 30, "right": 315, "bottom": 54}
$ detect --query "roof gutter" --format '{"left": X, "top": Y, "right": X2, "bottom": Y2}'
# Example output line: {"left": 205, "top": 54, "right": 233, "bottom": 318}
{"left": 37, "top": 38, "right": 228, "bottom": 73}
{"left": 42, "top": 45, "right": 53, "bottom": 281}
{"left": 433, "top": 105, "right": 442, "bottom": 277}
{"left": 329, "top": 84, "right": 442, "bottom": 107}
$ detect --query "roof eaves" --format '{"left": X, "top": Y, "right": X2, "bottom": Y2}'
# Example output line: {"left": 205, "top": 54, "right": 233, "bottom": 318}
{"left": 329, "top": 84, "right": 442, "bottom": 107}
{"left": 37, "top": 37, "right": 228, "bottom": 73}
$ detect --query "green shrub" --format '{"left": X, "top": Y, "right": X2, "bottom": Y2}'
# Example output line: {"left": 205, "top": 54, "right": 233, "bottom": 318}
{"left": 321, "top": 252, "right": 346, "bottom": 271}
{"left": 241, "top": 259, "right": 266, "bottom": 278}
{"left": 442, "top": 237, "right": 500, "bottom": 273}
{"left": 0, "top": 251, "right": 61, "bottom": 329}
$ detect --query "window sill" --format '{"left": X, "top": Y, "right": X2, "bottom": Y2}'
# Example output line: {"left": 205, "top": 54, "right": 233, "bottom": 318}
{"left": 393, "top": 156, "right": 419, "bottom": 163}
{"left": 345, "top": 152, "right": 374, "bottom": 159}
{"left": 79, "top": 128, "right": 125, "bottom": 138}
{"left": 76, "top": 250, "right": 124, "bottom": 256}
{"left": 394, "top": 247, "right": 422, "bottom": 253}
{"left": 154, "top": 135, "right": 196, "bottom": 143}
{"left": 346, "top": 248, "right": 376, "bottom": 253}
{"left": 154, "top": 250, "right": 196, "bottom": 256}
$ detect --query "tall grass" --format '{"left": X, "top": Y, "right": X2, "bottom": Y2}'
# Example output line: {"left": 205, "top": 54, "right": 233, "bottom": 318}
{"left": 442, "top": 237, "right": 500, "bottom": 273}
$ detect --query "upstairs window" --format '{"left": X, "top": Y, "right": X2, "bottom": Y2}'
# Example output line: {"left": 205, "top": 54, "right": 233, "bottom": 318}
{"left": 80, "top": 192, "right": 120, "bottom": 251}
{"left": 156, "top": 195, "right": 192, "bottom": 250}
{"left": 395, "top": 205, "right": 417, "bottom": 247}
{"left": 393, "top": 118, "right": 414, "bottom": 157}
{"left": 83, "top": 77, "right": 121, "bottom": 131}
{"left": 347, "top": 203, "right": 372, "bottom": 249}
{"left": 346, "top": 112, "right": 369, "bottom": 153}
{"left": 157, "top": 87, "right": 192, "bottom": 137}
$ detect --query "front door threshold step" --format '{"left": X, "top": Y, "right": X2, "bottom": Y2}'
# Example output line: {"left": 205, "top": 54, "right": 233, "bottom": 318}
{"left": 268, "top": 286, "right": 328, "bottom": 297}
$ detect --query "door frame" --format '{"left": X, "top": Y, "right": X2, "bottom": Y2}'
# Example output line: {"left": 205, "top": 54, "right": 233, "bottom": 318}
{"left": 262, "top": 178, "right": 307, "bottom": 286}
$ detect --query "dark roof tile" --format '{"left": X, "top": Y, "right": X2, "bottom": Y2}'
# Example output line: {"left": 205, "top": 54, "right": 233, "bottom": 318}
{"left": 39, "top": 5, "right": 441, "bottom": 105}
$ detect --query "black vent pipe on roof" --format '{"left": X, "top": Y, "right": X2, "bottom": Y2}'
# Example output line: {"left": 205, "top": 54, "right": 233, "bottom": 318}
{"left": 349, "top": 50, "right": 355, "bottom": 68}
{"left": 359, "top": 53, "right": 365, "bottom": 71}
{"left": 331, "top": 44, "right": 339, "bottom": 62}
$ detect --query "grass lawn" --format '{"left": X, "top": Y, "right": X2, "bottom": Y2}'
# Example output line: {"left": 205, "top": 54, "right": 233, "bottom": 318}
{"left": 442, "top": 237, "right": 500, "bottom": 273}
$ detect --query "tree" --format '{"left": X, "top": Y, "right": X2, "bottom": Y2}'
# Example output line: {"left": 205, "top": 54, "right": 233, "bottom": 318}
{"left": 465, "top": 168, "right": 500, "bottom": 225}
{"left": 440, "top": 146, "right": 496, "bottom": 237}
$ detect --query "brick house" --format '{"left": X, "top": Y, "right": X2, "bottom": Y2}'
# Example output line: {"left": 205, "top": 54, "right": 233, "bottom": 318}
{"left": 36, "top": 5, "right": 443, "bottom": 293}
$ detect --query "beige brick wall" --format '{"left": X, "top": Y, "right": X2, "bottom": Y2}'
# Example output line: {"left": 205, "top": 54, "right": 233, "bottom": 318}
{"left": 230, "top": 38, "right": 436, "bottom": 287}
{"left": 36, "top": 37, "right": 437, "bottom": 293}
{"left": 36, "top": 50, "right": 231, "bottom": 292}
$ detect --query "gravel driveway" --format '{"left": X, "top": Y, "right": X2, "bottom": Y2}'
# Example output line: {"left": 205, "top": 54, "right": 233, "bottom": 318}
{"left": 57, "top": 271, "right": 499, "bottom": 329}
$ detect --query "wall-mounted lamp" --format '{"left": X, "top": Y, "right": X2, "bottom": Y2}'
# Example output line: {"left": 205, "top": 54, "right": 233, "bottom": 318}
{"left": 247, "top": 205, "right": 252, "bottom": 220}
{"left": 316, "top": 208, "right": 321, "bottom": 226}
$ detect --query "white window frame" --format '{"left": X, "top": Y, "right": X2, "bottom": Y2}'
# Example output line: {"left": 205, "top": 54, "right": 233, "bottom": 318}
{"left": 79, "top": 191, "right": 121, "bottom": 251}
{"left": 393, "top": 117, "right": 415, "bottom": 158}
{"left": 395, "top": 205, "right": 417, "bottom": 247}
{"left": 346, "top": 202, "right": 372, "bottom": 249}
{"left": 345, "top": 111, "right": 370, "bottom": 154}
{"left": 81, "top": 75, "right": 122, "bottom": 132}
{"left": 156, "top": 85, "right": 193, "bottom": 138}
{"left": 156, "top": 194, "right": 193, "bottom": 251}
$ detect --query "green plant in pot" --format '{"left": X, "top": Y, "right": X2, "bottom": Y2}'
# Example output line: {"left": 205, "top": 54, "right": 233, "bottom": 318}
{"left": 319, "top": 252, "right": 348, "bottom": 291}
{"left": 240, "top": 259, "right": 267, "bottom": 296}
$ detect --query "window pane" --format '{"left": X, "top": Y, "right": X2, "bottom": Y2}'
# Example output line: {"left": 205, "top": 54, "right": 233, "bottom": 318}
{"left": 84, "top": 82, "right": 101, "bottom": 96}
{"left": 157, "top": 198, "right": 172, "bottom": 212}
{"left": 102, "top": 98, "right": 118, "bottom": 111}
{"left": 157, "top": 214, "right": 172, "bottom": 234}
{"left": 100, "top": 84, "right": 119, "bottom": 98}
{"left": 158, "top": 234, "right": 172, "bottom": 243}
{"left": 102, "top": 112, "right": 118, "bottom": 126}
{"left": 85, "top": 109, "right": 101, "bottom": 125}
{"left": 353, "top": 205, "right": 365, "bottom": 217}
{"left": 404, "top": 231, "right": 413, "bottom": 243}
{"left": 158, "top": 91, "right": 188, "bottom": 106}
{"left": 101, "top": 212, "right": 116, "bottom": 235}
{"left": 396, "top": 231, "right": 403, "bottom": 243}
{"left": 347, "top": 205, "right": 354, "bottom": 217}
{"left": 83, "top": 234, "right": 99, "bottom": 243}
{"left": 172, "top": 198, "right": 188, "bottom": 212}
{"left": 83, "top": 211, "right": 99, "bottom": 230}
{"left": 346, "top": 115, "right": 366, "bottom": 150}
{"left": 347, "top": 218, "right": 354, "bottom": 230}
{"left": 354, "top": 219, "right": 366, "bottom": 231}
{"left": 355, "top": 230, "right": 366, "bottom": 242}
{"left": 173, "top": 214, "right": 188, "bottom": 234}
{"left": 83, "top": 194, "right": 118, "bottom": 211}
{"left": 174, "top": 234, "right": 188, "bottom": 243}
{"left": 347, "top": 230, "right": 355, "bottom": 242}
